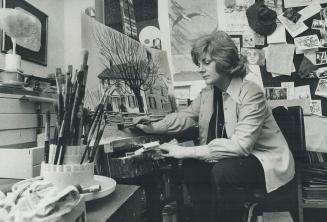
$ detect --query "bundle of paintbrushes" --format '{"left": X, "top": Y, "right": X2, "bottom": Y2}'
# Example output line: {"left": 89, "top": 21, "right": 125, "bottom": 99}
{"left": 80, "top": 87, "right": 110, "bottom": 164}
{"left": 48, "top": 49, "right": 90, "bottom": 165}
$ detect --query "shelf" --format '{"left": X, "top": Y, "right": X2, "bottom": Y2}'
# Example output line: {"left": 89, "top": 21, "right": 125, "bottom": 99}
{"left": 302, "top": 201, "right": 327, "bottom": 208}
{"left": 19, "top": 95, "right": 56, "bottom": 103}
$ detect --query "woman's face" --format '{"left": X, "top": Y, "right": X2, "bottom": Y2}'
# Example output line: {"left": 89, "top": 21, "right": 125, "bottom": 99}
{"left": 246, "top": 49, "right": 260, "bottom": 65}
{"left": 198, "top": 54, "right": 222, "bottom": 86}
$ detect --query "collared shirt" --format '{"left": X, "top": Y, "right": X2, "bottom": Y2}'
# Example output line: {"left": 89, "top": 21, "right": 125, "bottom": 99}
{"left": 160, "top": 77, "right": 295, "bottom": 193}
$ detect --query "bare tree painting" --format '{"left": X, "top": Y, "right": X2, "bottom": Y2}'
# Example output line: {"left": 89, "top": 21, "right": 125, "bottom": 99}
{"left": 93, "top": 22, "right": 159, "bottom": 113}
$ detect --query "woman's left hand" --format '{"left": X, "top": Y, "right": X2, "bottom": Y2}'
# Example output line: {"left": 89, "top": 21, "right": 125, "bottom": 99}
{"left": 159, "top": 143, "right": 189, "bottom": 159}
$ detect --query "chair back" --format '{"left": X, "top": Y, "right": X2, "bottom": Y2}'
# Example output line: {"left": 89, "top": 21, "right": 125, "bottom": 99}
{"left": 272, "top": 106, "right": 306, "bottom": 162}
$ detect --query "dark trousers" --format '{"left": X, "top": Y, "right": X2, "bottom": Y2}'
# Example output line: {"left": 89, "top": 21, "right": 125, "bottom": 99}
{"left": 179, "top": 155, "right": 266, "bottom": 222}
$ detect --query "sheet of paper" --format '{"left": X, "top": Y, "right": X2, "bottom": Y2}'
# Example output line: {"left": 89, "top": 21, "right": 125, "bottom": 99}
{"left": 281, "top": 82, "right": 295, "bottom": 99}
{"left": 295, "top": 85, "right": 312, "bottom": 101}
{"left": 304, "top": 49, "right": 318, "bottom": 64}
{"left": 284, "top": 0, "right": 327, "bottom": 8}
{"left": 266, "top": 44, "right": 295, "bottom": 75}
{"left": 278, "top": 14, "right": 308, "bottom": 37}
{"left": 298, "top": 1, "right": 322, "bottom": 21}
{"left": 263, "top": 211, "right": 294, "bottom": 222}
{"left": 245, "top": 65, "right": 264, "bottom": 90}
{"left": 267, "top": 23, "right": 287, "bottom": 44}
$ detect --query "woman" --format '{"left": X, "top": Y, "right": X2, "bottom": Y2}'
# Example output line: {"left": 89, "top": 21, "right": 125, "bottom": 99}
{"left": 134, "top": 31, "right": 294, "bottom": 222}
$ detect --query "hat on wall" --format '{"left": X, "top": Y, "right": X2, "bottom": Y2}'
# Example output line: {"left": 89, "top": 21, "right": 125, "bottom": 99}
{"left": 246, "top": 2, "right": 277, "bottom": 36}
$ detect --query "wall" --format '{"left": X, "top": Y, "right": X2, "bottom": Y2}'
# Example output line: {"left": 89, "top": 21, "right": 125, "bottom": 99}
{"left": 63, "top": 0, "right": 94, "bottom": 71}
{"left": 0, "top": 0, "right": 65, "bottom": 77}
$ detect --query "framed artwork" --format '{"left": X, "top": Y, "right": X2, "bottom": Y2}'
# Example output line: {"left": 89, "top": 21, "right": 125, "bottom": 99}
{"left": 0, "top": 0, "right": 2, "bottom": 50}
{"left": 1, "top": 0, "right": 48, "bottom": 66}
{"left": 230, "top": 35, "right": 242, "bottom": 54}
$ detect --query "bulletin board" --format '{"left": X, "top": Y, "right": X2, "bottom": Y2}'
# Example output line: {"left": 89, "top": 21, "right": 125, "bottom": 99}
{"left": 260, "top": 3, "right": 327, "bottom": 116}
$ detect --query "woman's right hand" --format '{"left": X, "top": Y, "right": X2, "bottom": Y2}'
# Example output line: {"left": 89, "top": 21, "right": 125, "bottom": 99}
{"left": 132, "top": 116, "right": 167, "bottom": 134}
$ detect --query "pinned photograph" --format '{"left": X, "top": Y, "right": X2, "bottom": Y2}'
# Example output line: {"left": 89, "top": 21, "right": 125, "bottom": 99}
{"left": 312, "top": 19, "right": 326, "bottom": 30}
{"left": 282, "top": 8, "right": 302, "bottom": 23}
{"left": 294, "top": 35, "right": 321, "bottom": 51}
{"left": 243, "top": 33, "right": 255, "bottom": 48}
{"left": 320, "top": 7, "right": 327, "bottom": 19}
{"left": 241, "top": 48, "right": 265, "bottom": 65}
{"left": 315, "top": 67, "right": 327, "bottom": 78}
{"left": 265, "top": 87, "right": 288, "bottom": 100}
{"left": 316, "top": 51, "right": 327, "bottom": 65}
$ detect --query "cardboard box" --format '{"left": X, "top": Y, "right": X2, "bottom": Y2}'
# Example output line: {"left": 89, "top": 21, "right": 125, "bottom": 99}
{"left": 0, "top": 146, "right": 44, "bottom": 179}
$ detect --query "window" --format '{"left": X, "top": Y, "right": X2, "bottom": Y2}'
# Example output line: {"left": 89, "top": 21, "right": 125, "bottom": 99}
{"left": 128, "top": 95, "right": 137, "bottom": 108}
{"left": 148, "top": 97, "right": 157, "bottom": 109}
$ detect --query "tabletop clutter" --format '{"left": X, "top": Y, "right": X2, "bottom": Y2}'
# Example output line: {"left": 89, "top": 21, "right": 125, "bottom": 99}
{"left": 0, "top": 49, "right": 115, "bottom": 221}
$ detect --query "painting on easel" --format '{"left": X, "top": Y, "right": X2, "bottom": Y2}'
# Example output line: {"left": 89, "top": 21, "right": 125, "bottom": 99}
{"left": 81, "top": 12, "right": 176, "bottom": 115}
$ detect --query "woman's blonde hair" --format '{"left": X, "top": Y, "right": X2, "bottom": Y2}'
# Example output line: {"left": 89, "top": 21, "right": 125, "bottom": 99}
{"left": 191, "top": 30, "right": 247, "bottom": 78}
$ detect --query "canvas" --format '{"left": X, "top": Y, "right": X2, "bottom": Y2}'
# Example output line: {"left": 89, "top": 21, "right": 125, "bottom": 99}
{"left": 81, "top": 13, "right": 176, "bottom": 115}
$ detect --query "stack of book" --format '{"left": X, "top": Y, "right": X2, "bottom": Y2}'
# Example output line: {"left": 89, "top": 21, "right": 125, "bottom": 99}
{"left": 302, "top": 164, "right": 327, "bottom": 204}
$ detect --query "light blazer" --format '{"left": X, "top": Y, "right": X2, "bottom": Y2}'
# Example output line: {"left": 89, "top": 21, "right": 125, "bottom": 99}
{"left": 160, "top": 77, "right": 295, "bottom": 193}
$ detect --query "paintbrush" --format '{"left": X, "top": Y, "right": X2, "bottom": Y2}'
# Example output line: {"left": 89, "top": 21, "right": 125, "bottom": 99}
{"left": 88, "top": 114, "right": 108, "bottom": 163}
{"left": 117, "top": 118, "right": 162, "bottom": 130}
{"left": 80, "top": 105, "right": 104, "bottom": 164}
{"left": 55, "top": 68, "right": 64, "bottom": 126}
{"left": 44, "top": 110, "right": 51, "bottom": 163}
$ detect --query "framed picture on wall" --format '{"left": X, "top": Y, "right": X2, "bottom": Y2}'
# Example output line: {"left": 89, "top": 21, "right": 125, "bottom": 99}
{"left": 230, "top": 35, "right": 242, "bottom": 54}
{"left": 0, "top": 0, "right": 2, "bottom": 50}
{"left": 1, "top": 0, "right": 48, "bottom": 66}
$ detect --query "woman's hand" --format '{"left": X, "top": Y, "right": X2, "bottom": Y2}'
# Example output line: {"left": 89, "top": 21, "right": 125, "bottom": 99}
{"left": 132, "top": 116, "right": 167, "bottom": 134}
{"left": 159, "top": 143, "right": 195, "bottom": 159}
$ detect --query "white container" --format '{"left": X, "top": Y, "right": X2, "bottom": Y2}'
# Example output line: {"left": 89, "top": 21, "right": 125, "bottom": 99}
{"left": 5, "top": 54, "right": 21, "bottom": 71}
{"left": 41, "top": 162, "right": 96, "bottom": 190}
{"left": 42, "top": 145, "right": 96, "bottom": 190}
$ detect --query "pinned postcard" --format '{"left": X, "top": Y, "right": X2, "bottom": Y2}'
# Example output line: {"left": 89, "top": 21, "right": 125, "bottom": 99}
{"left": 310, "top": 100, "right": 322, "bottom": 116}
{"left": 281, "top": 82, "right": 295, "bottom": 99}
{"left": 294, "top": 35, "right": 320, "bottom": 51}
{"left": 284, "top": 0, "right": 327, "bottom": 9}
{"left": 315, "top": 79, "right": 327, "bottom": 98}
{"left": 298, "top": 1, "right": 322, "bottom": 21}
{"left": 294, "top": 85, "right": 312, "bottom": 101}
{"left": 267, "top": 23, "right": 286, "bottom": 44}
{"left": 316, "top": 51, "right": 327, "bottom": 65}
{"left": 278, "top": 14, "right": 308, "bottom": 37}
{"left": 265, "top": 87, "right": 288, "bottom": 100}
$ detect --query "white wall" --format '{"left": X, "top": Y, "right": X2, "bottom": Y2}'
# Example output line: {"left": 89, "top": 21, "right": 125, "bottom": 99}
{"left": 0, "top": 0, "right": 95, "bottom": 77}
{"left": 0, "top": 0, "right": 65, "bottom": 77}
{"left": 63, "top": 0, "right": 94, "bottom": 71}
